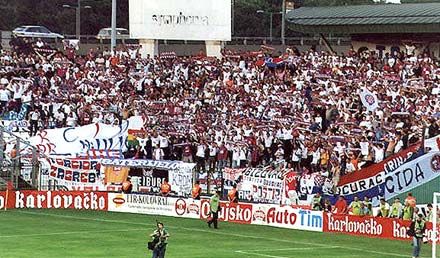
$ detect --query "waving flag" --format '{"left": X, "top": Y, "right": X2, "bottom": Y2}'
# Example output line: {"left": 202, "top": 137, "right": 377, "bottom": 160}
{"left": 359, "top": 88, "right": 379, "bottom": 111}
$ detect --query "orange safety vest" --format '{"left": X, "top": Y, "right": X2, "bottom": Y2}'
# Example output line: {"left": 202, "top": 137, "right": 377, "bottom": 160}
{"left": 228, "top": 189, "right": 237, "bottom": 203}
{"left": 192, "top": 185, "right": 201, "bottom": 198}
{"left": 161, "top": 182, "right": 171, "bottom": 194}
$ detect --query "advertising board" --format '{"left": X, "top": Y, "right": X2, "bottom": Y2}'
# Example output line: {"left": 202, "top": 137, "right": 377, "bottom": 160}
{"left": 129, "top": 0, "right": 232, "bottom": 41}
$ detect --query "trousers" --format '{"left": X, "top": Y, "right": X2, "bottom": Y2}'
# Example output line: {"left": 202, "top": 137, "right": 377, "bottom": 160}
{"left": 152, "top": 244, "right": 167, "bottom": 258}
{"left": 208, "top": 211, "right": 219, "bottom": 229}
{"left": 412, "top": 237, "right": 422, "bottom": 257}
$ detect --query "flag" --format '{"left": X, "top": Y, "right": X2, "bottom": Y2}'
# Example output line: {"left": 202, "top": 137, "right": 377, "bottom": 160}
{"left": 104, "top": 166, "right": 129, "bottom": 184}
{"left": 425, "top": 135, "right": 440, "bottom": 153}
{"left": 359, "top": 88, "right": 379, "bottom": 111}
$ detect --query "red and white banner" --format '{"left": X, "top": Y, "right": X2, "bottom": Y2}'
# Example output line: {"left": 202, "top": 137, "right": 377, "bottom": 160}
{"left": 2, "top": 190, "right": 439, "bottom": 243}
{"left": 200, "top": 200, "right": 254, "bottom": 224}
{"left": 324, "top": 213, "right": 439, "bottom": 242}
{"left": 48, "top": 158, "right": 105, "bottom": 190}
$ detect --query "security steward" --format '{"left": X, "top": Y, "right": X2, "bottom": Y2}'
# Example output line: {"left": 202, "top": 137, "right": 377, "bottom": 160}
{"left": 207, "top": 190, "right": 221, "bottom": 229}
{"left": 408, "top": 214, "right": 426, "bottom": 258}
{"left": 192, "top": 181, "right": 202, "bottom": 200}
{"left": 312, "top": 192, "right": 323, "bottom": 211}
{"left": 160, "top": 179, "right": 171, "bottom": 197}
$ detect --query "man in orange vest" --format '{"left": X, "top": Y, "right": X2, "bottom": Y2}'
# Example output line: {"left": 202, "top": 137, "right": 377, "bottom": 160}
{"left": 228, "top": 185, "right": 238, "bottom": 203}
{"left": 160, "top": 179, "right": 171, "bottom": 197}
{"left": 192, "top": 181, "right": 202, "bottom": 200}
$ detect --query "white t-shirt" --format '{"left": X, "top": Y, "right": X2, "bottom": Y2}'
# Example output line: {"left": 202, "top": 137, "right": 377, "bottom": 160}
{"left": 159, "top": 135, "right": 169, "bottom": 148}
{"left": 360, "top": 142, "right": 369, "bottom": 156}
{"left": 209, "top": 146, "right": 217, "bottom": 157}
{"left": 153, "top": 148, "right": 164, "bottom": 160}
{"left": 373, "top": 146, "right": 384, "bottom": 163}
{"left": 196, "top": 145, "right": 206, "bottom": 158}
{"left": 0, "top": 89, "right": 9, "bottom": 101}
{"left": 292, "top": 149, "right": 301, "bottom": 162}
{"left": 151, "top": 136, "right": 160, "bottom": 147}
{"left": 30, "top": 111, "right": 40, "bottom": 121}
{"left": 66, "top": 116, "right": 76, "bottom": 127}
{"left": 264, "top": 135, "right": 273, "bottom": 148}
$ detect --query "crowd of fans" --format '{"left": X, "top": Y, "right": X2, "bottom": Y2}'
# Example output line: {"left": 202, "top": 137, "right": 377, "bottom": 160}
{"left": 311, "top": 191, "right": 439, "bottom": 223}
{"left": 1, "top": 38, "right": 440, "bottom": 189}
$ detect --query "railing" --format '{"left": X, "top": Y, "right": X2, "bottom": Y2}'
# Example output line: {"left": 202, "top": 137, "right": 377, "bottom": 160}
{"left": 1, "top": 31, "right": 351, "bottom": 46}
{"left": 0, "top": 126, "right": 42, "bottom": 190}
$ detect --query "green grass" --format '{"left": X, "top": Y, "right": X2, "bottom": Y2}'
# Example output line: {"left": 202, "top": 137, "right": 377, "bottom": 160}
{"left": 0, "top": 209, "right": 434, "bottom": 258}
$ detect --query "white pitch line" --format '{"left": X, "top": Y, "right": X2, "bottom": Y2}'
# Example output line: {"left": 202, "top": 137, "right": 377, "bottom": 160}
{"left": 234, "top": 246, "right": 341, "bottom": 258}
{"left": 15, "top": 210, "right": 430, "bottom": 258}
{"left": 0, "top": 228, "right": 146, "bottom": 238}
{"left": 236, "top": 246, "right": 341, "bottom": 252}
{"left": 235, "top": 250, "right": 289, "bottom": 258}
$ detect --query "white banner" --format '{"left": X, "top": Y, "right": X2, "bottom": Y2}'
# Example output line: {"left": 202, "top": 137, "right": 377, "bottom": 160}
{"left": 108, "top": 193, "right": 201, "bottom": 219}
{"left": 168, "top": 169, "right": 193, "bottom": 196}
{"left": 101, "top": 159, "right": 196, "bottom": 171}
{"left": 108, "top": 193, "right": 323, "bottom": 232}
{"left": 129, "top": 0, "right": 231, "bottom": 41}
{"left": 425, "top": 135, "right": 440, "bottom": 153}
{"left": 384, "top": 152, "right": 440, "bottom": 200}
{"left": 223, "top": 167, "right": 284, "bottom": 204}
{"left": 28, "top": 116, "right": 145, "bottom": 157}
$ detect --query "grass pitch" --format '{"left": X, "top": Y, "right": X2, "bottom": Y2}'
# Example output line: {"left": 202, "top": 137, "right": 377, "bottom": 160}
{"left": 0, "top": 209, "right": 434, "bottom": 258}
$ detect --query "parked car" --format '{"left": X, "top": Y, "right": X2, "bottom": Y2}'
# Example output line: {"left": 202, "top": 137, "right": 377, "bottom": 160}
{"left": 96, "top": 28, "right": 130, "bottom": 40}
{"left": 12, "top": 26, "right": 64, "bottom": 39}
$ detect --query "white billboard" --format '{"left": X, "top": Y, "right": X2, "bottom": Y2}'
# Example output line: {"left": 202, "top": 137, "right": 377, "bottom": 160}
{"left": 129, "top": 0, "right": 232, "bottom": 41}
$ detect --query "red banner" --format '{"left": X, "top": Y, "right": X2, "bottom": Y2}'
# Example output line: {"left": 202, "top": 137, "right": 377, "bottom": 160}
{"left": 200, "top": 200, "right": 253, "bottom": 224}
{"left": 324, "top": 213, "right": 439, "bottom": 242}
{"left": 13, "top": 191, "right": 108, "bottom": 211}
{"left": 338, "top": 144, "right": 418, "bottom": 185}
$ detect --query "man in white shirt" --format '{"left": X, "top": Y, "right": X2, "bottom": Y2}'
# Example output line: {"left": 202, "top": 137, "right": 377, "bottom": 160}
{"left": 158, "top": 132, "right": 169, "bottom": 159}
{"left": 0, "top": 86, "right": 9, "bottom": 114}
{"left": 196, "top": 143, "right": 206, "bottom": 174}
{"left": 208, "top": 143, "right": 218, "bottom": 172}
{"left": 29, "top": 109, "right": 40, "bottom": 136}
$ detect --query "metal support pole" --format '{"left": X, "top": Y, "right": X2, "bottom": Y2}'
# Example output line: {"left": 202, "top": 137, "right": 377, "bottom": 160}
{"left": 14, "top": 136, "right": 20, "bottom": 189}
{"left": 231, "top": 0, "right": 235, "bottom": 36}
{"left": 281, "top": 0, "right": 286, "bottom": 45}
{"left": 31, "top": 147, "right": 38, "bottom": 188}
{"left": 269, "top": 13, "right": 273, "bottom": 42}
{"left": 76, "top": 0, "right": 81, "bottom": 40}
{"left": 111, "top": 0, "right": 117, "bottom": 51}
{"left": 0, "top": 128, "right": 4, "bottom": 172}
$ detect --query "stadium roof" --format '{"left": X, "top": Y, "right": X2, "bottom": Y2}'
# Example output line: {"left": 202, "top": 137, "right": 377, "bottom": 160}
{"left": 287, "top": 3, "right": 440, "bottom": 34}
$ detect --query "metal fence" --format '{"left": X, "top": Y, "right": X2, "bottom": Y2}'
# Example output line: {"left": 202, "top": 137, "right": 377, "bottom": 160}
{"left": 0, "top": 127, "right": 40, "bottom": 191}
{"left": 1, "top": 31, "right": 351, "bottom": 48}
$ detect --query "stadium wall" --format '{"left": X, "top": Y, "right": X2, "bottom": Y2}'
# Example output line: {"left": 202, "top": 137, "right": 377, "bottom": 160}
{"left": 1, "top": 190, "right": 439, "bottom": 242}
